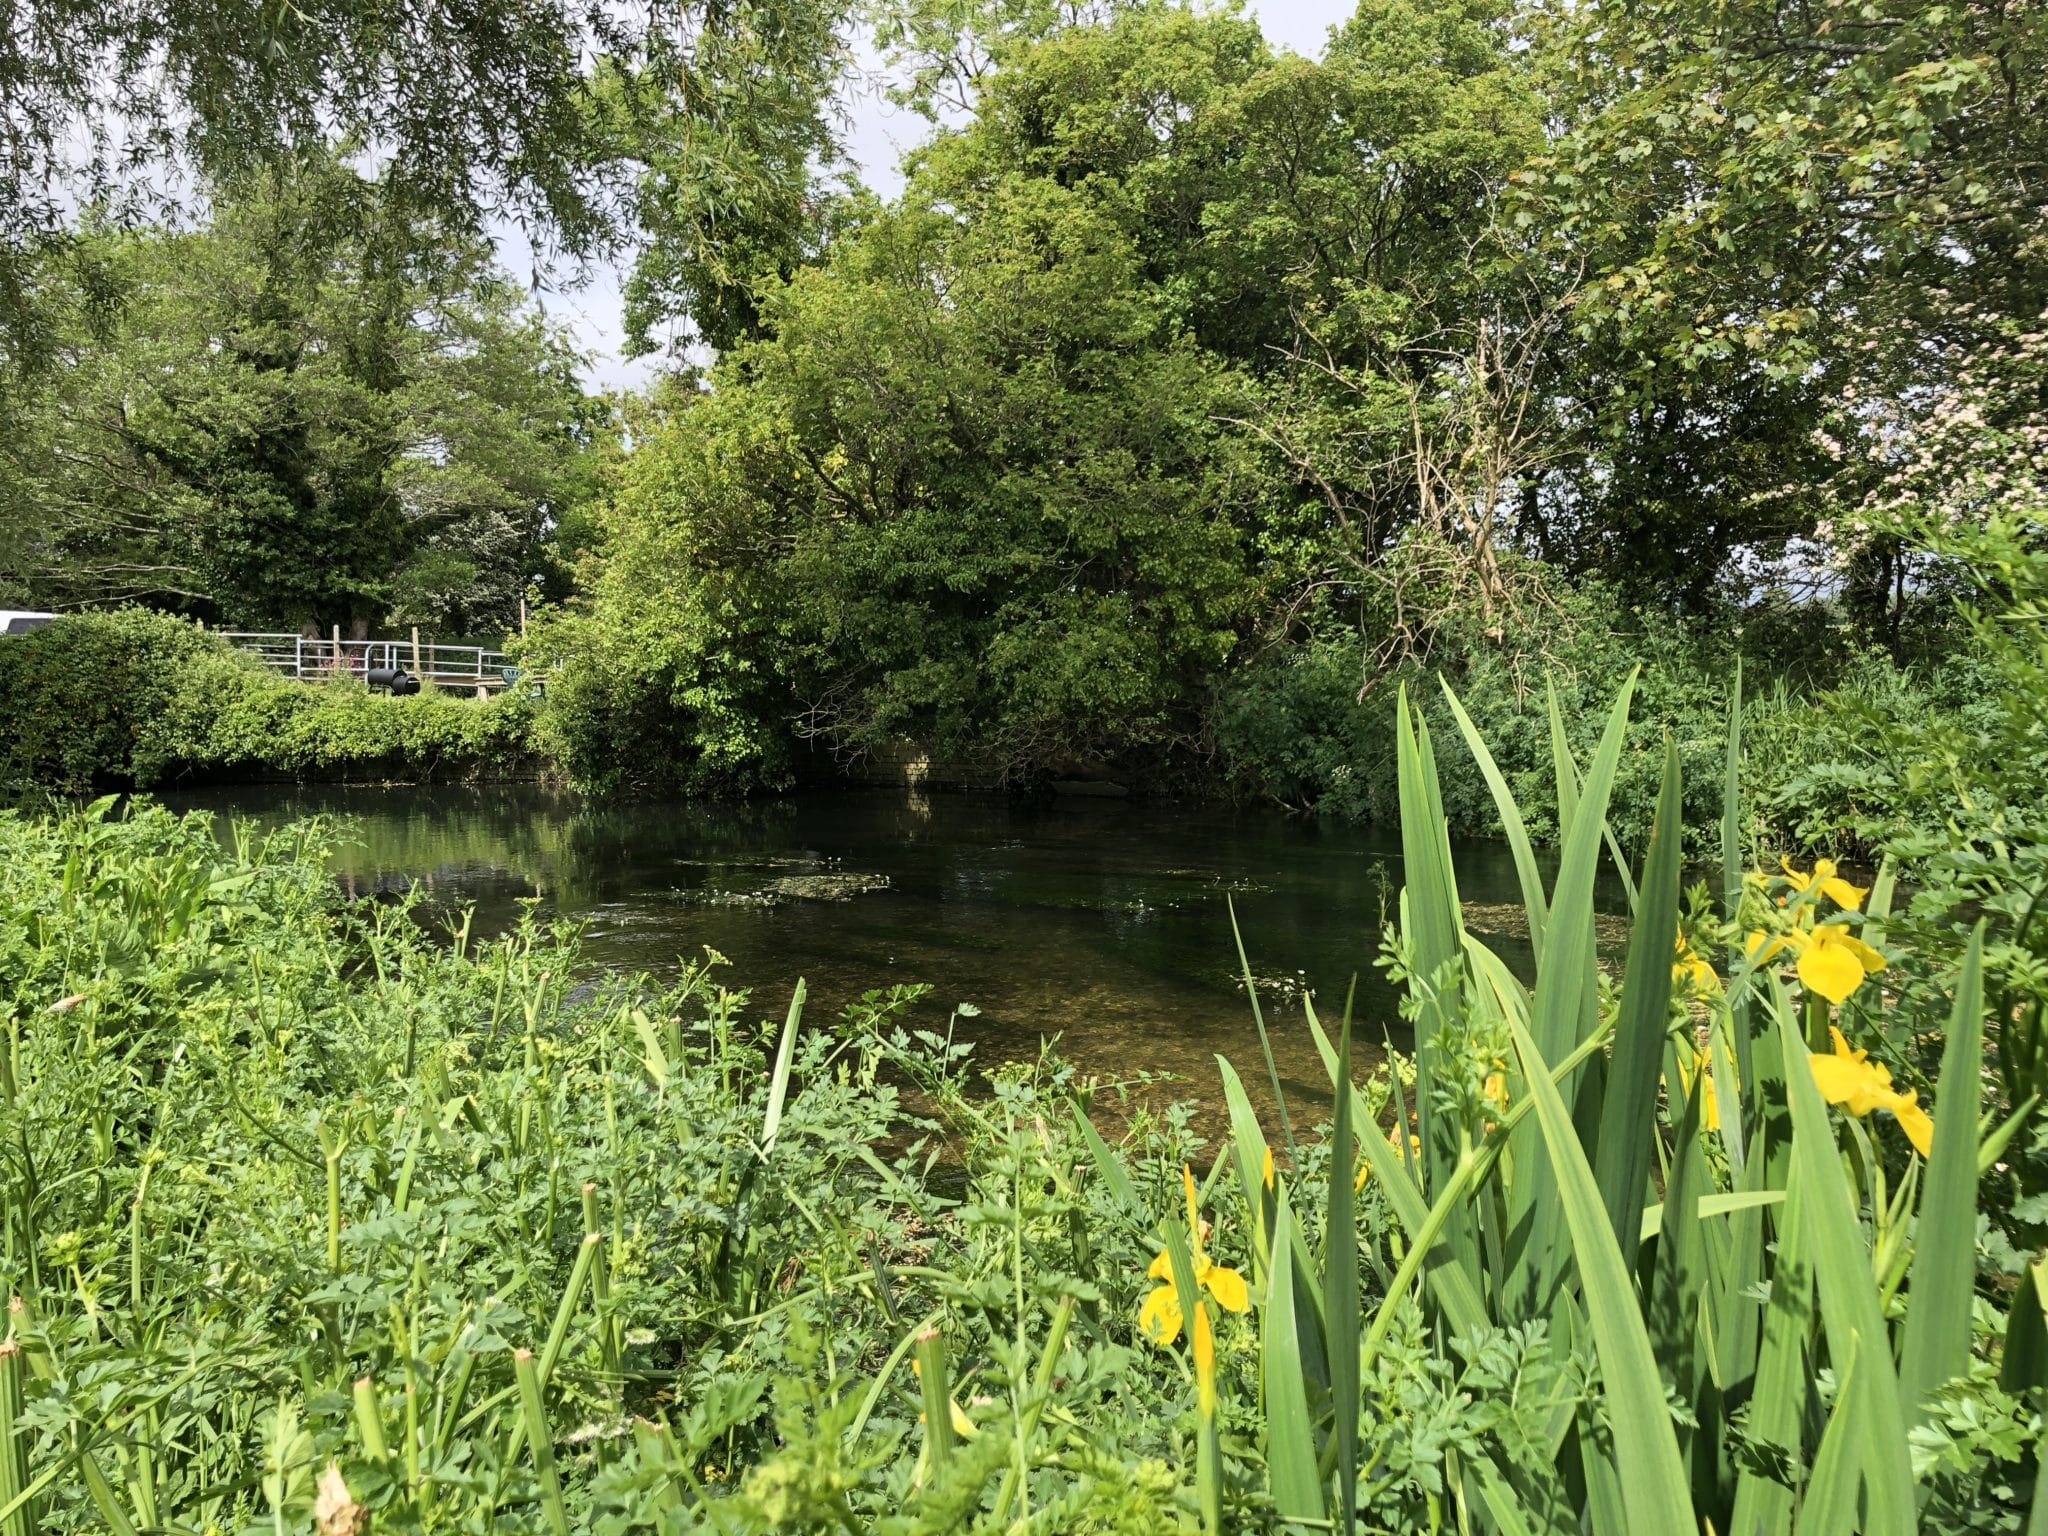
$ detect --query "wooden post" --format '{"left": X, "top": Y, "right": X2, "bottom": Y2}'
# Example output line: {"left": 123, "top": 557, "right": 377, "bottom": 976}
{"left": 519, "top": 597, "right": 528, "bottom": 637}
{"left": 411, "top": 626, "right": 423, "bottom": 677}
{"left": 331, "top": 625, "right": 342, "bottom": 673}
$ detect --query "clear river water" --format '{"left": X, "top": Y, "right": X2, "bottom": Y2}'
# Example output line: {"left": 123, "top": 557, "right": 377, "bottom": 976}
{"left": 161, "top": 784, "right": 1597, "bottom": 1129}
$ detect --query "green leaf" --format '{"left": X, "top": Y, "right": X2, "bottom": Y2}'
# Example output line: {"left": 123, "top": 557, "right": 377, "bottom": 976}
{"left": 1507, "top": 1011, "right": 1698, "bottom": 1534}
{"left": 1595, "top": 735, "right": 1682, "bottom": 1250}
{"left": 1773, "top": 998, "right": 1917, "bottom": 1536}
{"left": 1263, "top": 1201, "right": 1326, "bottom": 1525}
{"left": 1505, "top": 669, "right": 1637, "bottom": 1321}
{"left": 1230, "top": 897, "right": 1300, "bottom": 1168}
{"left": 1729, "top": 1155, "right": 1811, "bottom": 1536}
{"left": 1442, "top": 677, "right": 1549, "bottom": 961}
{"left": 1215, "top": 1056, "right": 1275, "bottom": 1276}
{"left": 2000, "top": 1256, "right": 2048, "bottom": 1398}
{"left": 760, "top": 978, "right": 804, "bottom": 1153}
{"left": 1323, "top": 1005, "right": 1361, "bottom": 1536}
{"left": 1720, "top": 660, "right": 1743, "bottom": 923}
{"left": 1799, "top": 1334, "right": 1868, "bottom": 1536}
{"left": 1070, "top": 1103, "right": 1140, "bottom": 1211}
{"left": 1547, "top": 679, "right": 1581, "bottom": 848}
{"left": 1898, "top": 925, "right": 1986, "bottom": 1417}
{"left": 1305, "top": 1007, "right": 1493, "bottom": 1341}
{"left": 1394, "top": 688, "right": 1481, "bottom": 1288}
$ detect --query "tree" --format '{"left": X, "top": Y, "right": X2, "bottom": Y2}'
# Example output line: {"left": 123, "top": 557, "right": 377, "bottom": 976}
{"left": 1513, "top": 0, "right": 2048, "bottom": 614}
{"left": 0, "top": 0, "right": 868, "bottom": 377}
{"left": 545, "top": 2, "right": 1551, "bottom": 788}
{"left": 2, "top": 158, "right": 601, "bottom": 635}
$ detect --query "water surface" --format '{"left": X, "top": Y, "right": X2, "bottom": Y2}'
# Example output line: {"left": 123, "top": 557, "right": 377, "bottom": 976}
{"left": 164, "top": 785, "right": 1583, "bottom": 1131}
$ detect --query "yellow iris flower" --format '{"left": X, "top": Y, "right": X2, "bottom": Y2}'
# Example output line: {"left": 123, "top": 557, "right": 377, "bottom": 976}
{"left": 1673, "top": 1049, "right": 1721, "bottom": 1130}
{"left": 1780, "top": 857, "right": 1869, "bottom": 911}
{"left": 1192, "top": 1299, "right": 1217, "bottom": 1418}
{"left": 1354, "top": 1127, "right": 1423, "bottom": 1191}
{"left": 1808, "top": 1026, "right": 1933, "bottom": 1157}
{"left": 1747, "top": 922, "right": 1886, "bottom": 1005}
{"left": 1139, "top": 1167, "right": 1250, "bottom": 1346}
{"left": 1674, "top": 934, "right": 1719, "bottom": 994}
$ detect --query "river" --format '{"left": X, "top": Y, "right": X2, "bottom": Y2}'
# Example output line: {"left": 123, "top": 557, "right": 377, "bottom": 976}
{"left": 162, "top": 784, "right": 1600, "bottom": 1129}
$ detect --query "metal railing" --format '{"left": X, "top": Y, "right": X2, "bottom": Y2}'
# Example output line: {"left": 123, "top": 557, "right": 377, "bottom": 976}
{"left": 219, "top": 632, "right": 516, "bottom": 689}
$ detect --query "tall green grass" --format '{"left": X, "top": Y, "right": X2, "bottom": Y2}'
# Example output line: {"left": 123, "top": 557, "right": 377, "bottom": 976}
{"left": 1139, "top": 674, "right": 2032, "bottom": 1534}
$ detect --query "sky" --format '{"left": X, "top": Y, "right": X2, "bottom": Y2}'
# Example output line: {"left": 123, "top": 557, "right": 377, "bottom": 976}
{"left": 539, "top": 0, "right": 1358, "bottom": 392}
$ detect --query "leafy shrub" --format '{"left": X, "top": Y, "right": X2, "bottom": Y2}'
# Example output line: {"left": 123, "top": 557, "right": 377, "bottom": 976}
{"left": 0, "top": 607, "right": 228, "bottom": 791}
{"left": 0, "top": 608, "right": 540, "bottom": 791}
{"left": 1216, "top": 576, "right": 1742, "bottom": 853}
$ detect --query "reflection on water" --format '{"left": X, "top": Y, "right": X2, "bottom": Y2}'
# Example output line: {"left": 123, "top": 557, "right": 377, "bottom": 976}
{"left": 161, "top": 783, "right": 1605, "bottom": 1134}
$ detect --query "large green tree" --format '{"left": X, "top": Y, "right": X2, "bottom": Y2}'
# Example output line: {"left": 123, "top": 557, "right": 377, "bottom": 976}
{"left": 2, "top": 160, "right": 600, "bottom": 635}
{"left": 546, "top": 1, "right": 1549, "bottom": 790}
{"left": 1516, "top": 0, "right": 2048, "bottom": 620}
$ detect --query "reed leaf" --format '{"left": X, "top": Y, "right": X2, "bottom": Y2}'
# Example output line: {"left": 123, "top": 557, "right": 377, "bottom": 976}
{"left": 1441, "top": 679, "right": 1549, "bottom": 961}
{"left": 1594, "top": 735, "right": 1681, "bottom": 1251}
{"left": 1261, "top": 1201, "right": 1325, "bottom": 1526}
{"left": 1773, "top": 999, "right": 1917, "bottom": 1536}
{"left": 1506, "top": 670, "right": 1636, "bottom": 1322}
{"left": 1898, "top": 924, "right": 1986, "bottom": 1417}
{"left": 1506, "top": 1011, "right": 1697, "bottom": 1535}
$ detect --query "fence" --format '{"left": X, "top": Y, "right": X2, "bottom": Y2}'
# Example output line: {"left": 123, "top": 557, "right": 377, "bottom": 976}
{"left": 219, "top": 632, "right": 517, "bottom": 691}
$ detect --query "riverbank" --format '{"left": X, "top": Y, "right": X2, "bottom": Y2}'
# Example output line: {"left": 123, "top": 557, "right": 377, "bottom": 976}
{"left": 5, "top": 682, "right": 2031, "bottom": 1532}
{"left": 0, "top": 609, "right": 543, "bottom": 792}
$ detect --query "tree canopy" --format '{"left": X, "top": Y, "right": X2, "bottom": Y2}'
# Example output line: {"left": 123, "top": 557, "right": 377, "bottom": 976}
{"left": 1, "top": 158, "right": 600, "bottom": 635}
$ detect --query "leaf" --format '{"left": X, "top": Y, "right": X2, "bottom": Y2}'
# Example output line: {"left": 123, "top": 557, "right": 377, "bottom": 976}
{"left": 1897, "top": 925, "right": 1986, "bottom": 1417}
{"left": 1442, "top": 677, "right": 1549, "bottom": 961}
{"left": 760, "top": 979, "right": 804, "bottom": 1154}
{"left": 1773, "top": 998, "right": 1916, "bottom": 1536}
{"left": 1262, "top": 1201, "right": 1326, "bottom": 1525}
{"left": 1637, "top": 1188, "right": 1786, "bottom": 1242}
{"left": 1304, "top": 1008, "right": 1492, "bottom": 1340}
{"left": 1215, "top": 1056, "right": 1275, "bottom": 1275}
{"left": 1799, "top": 1336, "right": 1867, "bottom": 1536}
{"left": 314, "top": 1463, "right": 368, "bottom": 1536}
{"left": 1595, "top": 735, "right": 1682, "bottom": 1250}
{"left": 1505, "top": 669, "right": 1637, "bottom": 1322}
{"left": 1324, "top": 1005, "right": 1361, "bottom": 1536}
{"left": 1508, "top": 1012, "right": 1698, "bottom": 1534}
{"left": 1394, "top": 689, "right": 1482, "bottom": 1290}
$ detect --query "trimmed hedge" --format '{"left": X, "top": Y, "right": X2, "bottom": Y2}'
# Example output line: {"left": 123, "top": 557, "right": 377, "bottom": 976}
{"left": 0, "top": 610, "right": 541, "bottom": 792}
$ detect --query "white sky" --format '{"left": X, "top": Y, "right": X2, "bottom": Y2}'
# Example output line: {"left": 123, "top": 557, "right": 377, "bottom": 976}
{"left": 536, "top": 0, "right": 1356, "bottom": 392}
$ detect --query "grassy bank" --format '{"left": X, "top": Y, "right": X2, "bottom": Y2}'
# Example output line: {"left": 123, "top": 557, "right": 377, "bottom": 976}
{"left": 0, "top": 610, "right": 541, "bottom": 793}
{"left": 3, "top": 669, "right": 2042, "bottom": 1533}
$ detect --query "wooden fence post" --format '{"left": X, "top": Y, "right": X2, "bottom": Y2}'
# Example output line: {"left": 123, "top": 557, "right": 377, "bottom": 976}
{"left": 411, "top": 627, "right": 423, "bottom": 677}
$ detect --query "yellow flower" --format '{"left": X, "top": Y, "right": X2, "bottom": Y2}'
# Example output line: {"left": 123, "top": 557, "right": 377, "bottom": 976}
{"left": 1483, "top": 1061, "right": 1509, "bottom": 1108}
{"left": 1748, "top": 921, "right": 1886, "bottom": 1006}
{"left": 1781, "top": 857, "right": 1869, "bottom": 912}
{"left": 1192, "top": 1299, "right": 1217, "bottom": 1418}
{"left": 1808, "top": 1026, "right": 1934, "bottom": 1157}
{"left": 1138, "top": 1167, "right": 1250, "bottom": 1346}
{"left": 1261, "top": 1144, "right": 1274, "bottom": 1191}
{"left": 1784, "top": 923, "right": 1886, "bottom": 1005}
{"left": 1673, "top": 1050, "right": 1720, "bottom": 1130}
{"left": 1673, "top": 933, "right": 1719, "bottom": 994}
{"left": 1355, "top": 1128, "right": 1422, "bottom": 1191}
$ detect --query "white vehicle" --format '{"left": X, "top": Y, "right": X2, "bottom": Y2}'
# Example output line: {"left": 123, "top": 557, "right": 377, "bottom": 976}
{"left": 0, "top": 610, "right": 55, "bottom": 635}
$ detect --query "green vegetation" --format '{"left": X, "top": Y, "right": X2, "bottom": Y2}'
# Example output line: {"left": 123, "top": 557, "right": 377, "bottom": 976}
{"left": 5, "top": 668, "right": 2043, "bottom": 1532}
{"left": 2, "top": 157, "right": 600, "bottom": 634}
{"left": 6, "top": 0, "right": 2048, "bottom": 1522}
{"left": 0, "top": 611, "right": 538, "bottom": 792}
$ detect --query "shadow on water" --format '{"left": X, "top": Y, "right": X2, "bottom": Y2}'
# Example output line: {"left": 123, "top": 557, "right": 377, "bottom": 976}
{"left": 160, "top": 783, "right": 1618, "bottom": 1140}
